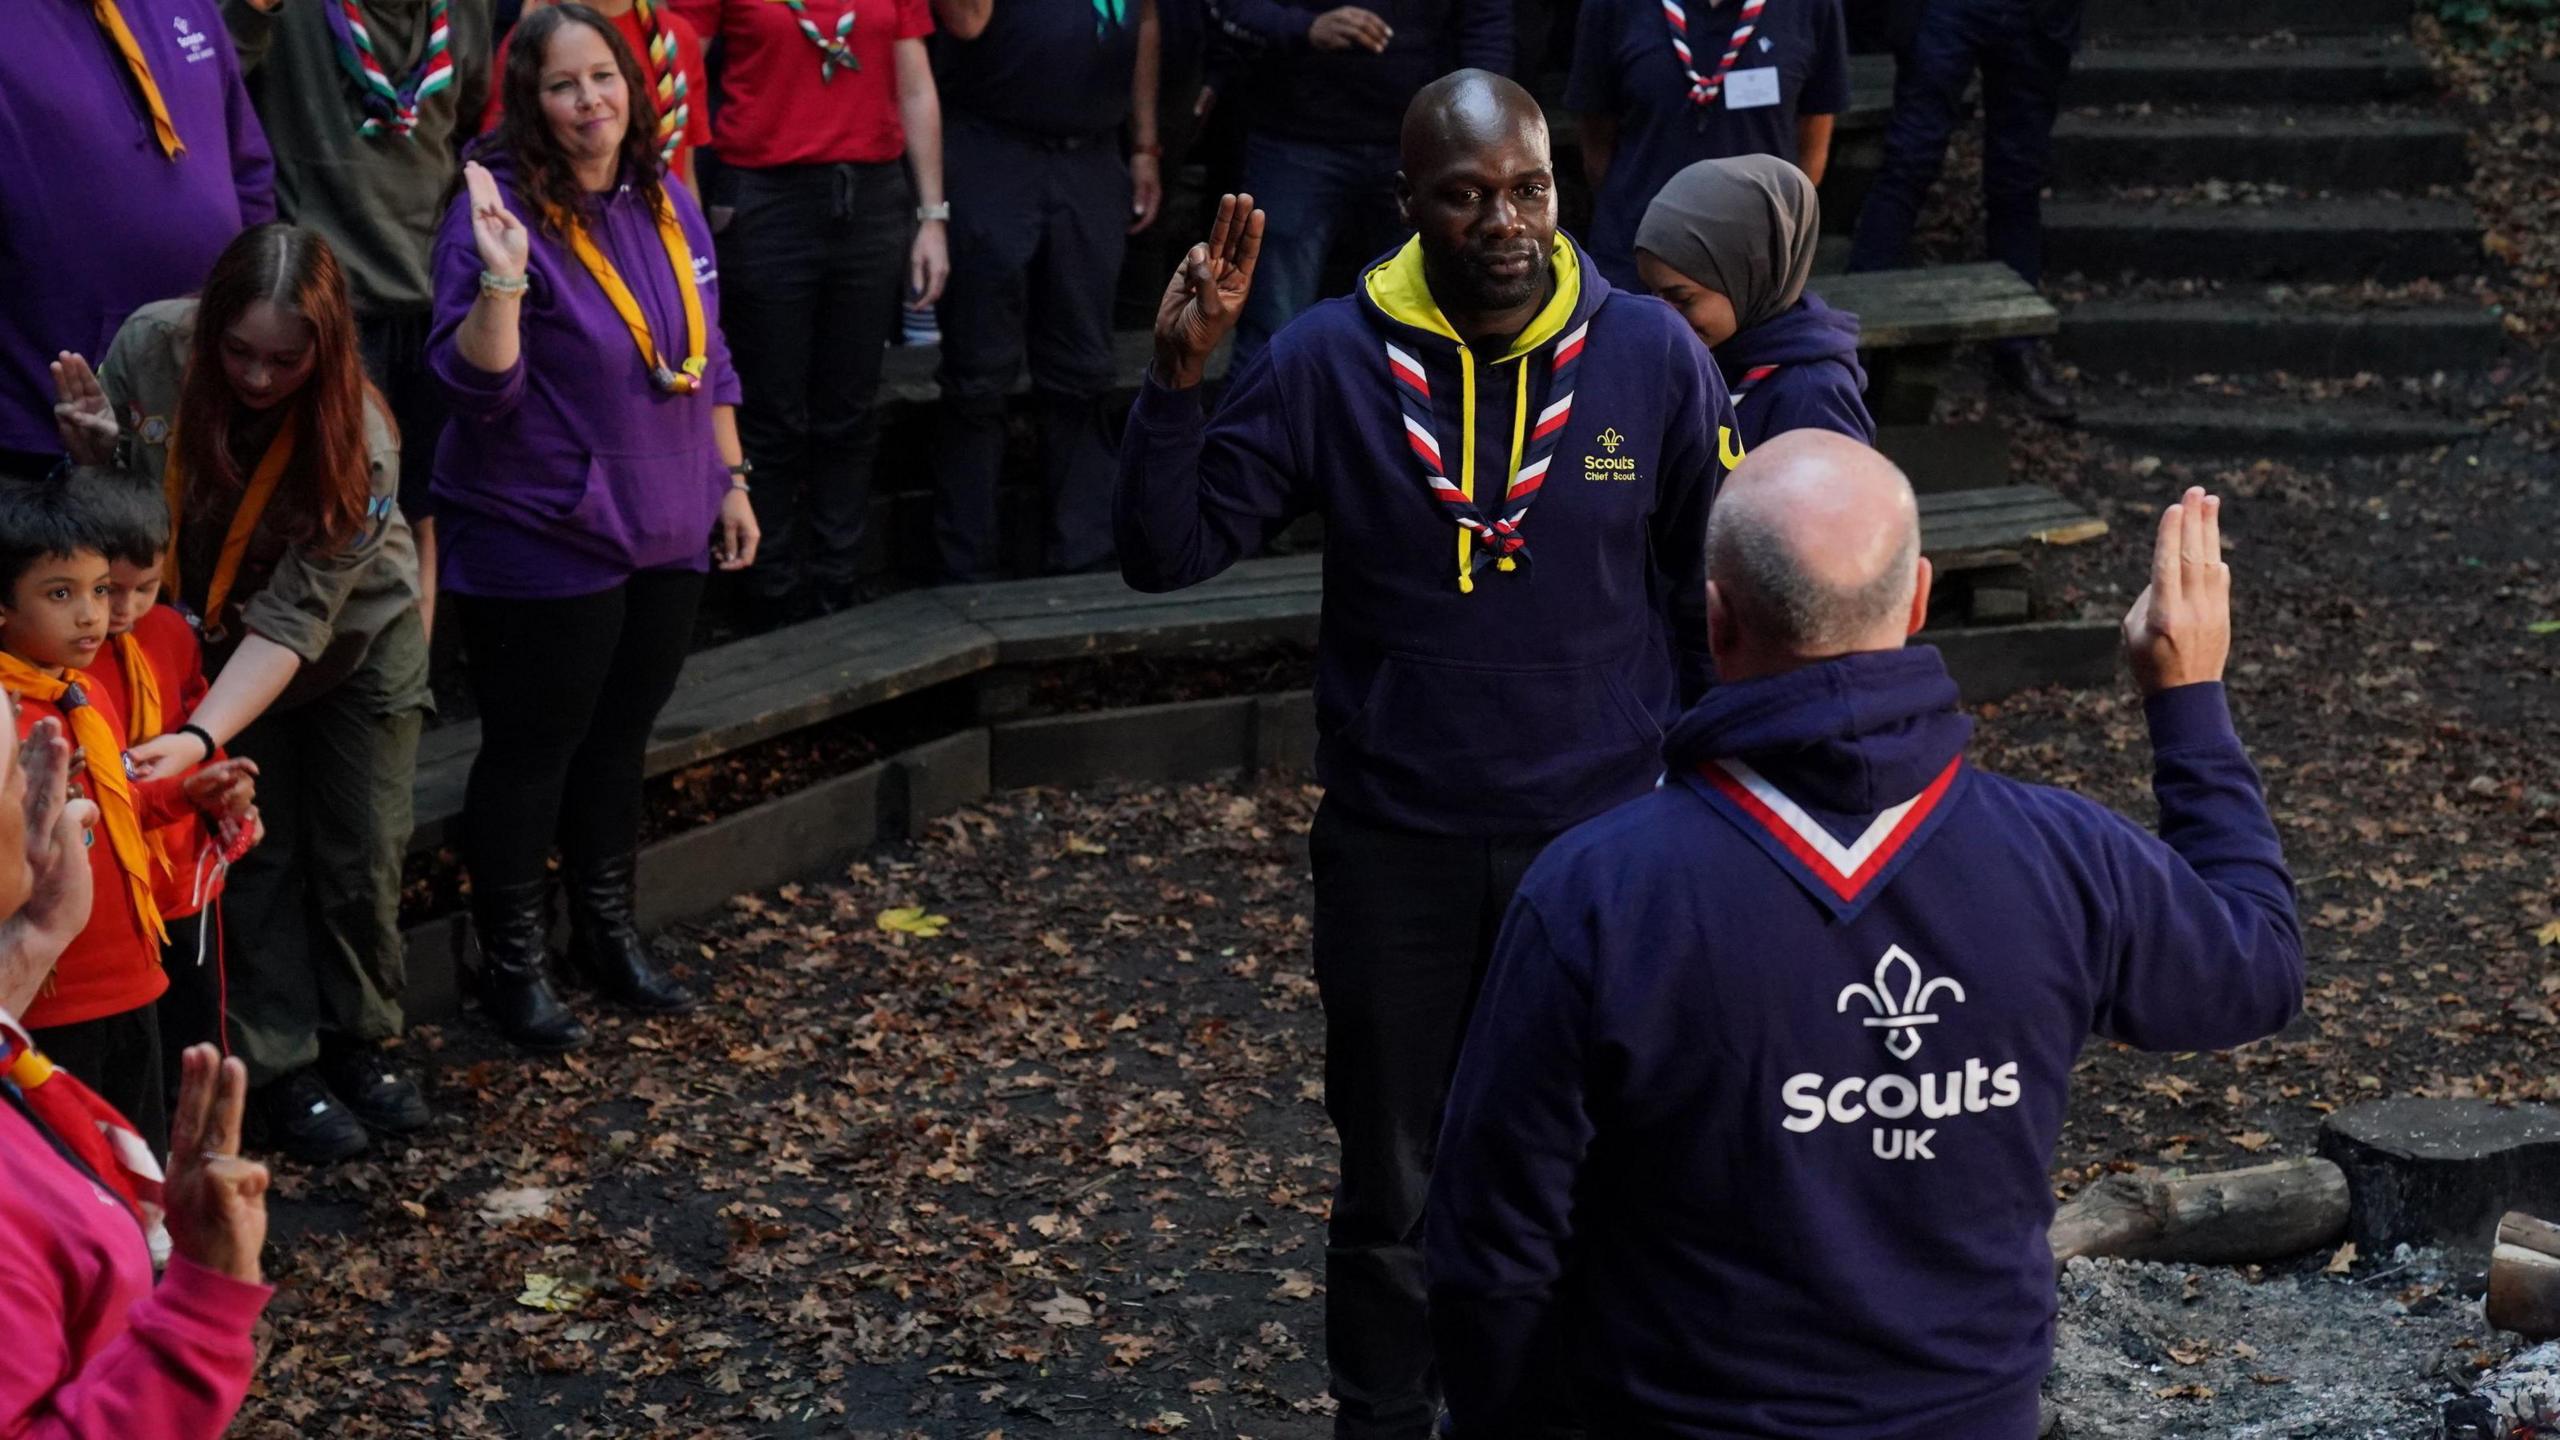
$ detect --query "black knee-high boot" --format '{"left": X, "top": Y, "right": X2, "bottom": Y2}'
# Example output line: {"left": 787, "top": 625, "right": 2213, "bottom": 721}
{"left": 471, "top": 877, "right": 591, "bottom": 1052}
{"left": 564, "top": 853, "right": 697, "bottom": 1014}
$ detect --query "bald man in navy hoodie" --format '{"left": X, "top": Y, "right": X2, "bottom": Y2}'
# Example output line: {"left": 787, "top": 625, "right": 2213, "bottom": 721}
{"left": 1427, "top": 432, "right": 2303, "bottom": 1439}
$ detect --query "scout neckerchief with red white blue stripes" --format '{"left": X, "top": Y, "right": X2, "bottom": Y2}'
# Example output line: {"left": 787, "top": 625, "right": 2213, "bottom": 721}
{"left": 324, "top": 0, "right": 456, "bottom": 139}
{"left": 1663, "top": 0, "right": 1768, "bottom": 111}
{"left": 2, "top": 1012, "right": 168, "bottom": 1256}
{"left": 1734, "top": 363, "right": 1780, "bottom": 404}
{"left": 635, "top": 0, "right": 690, "bottom": 168}
{"left": 779, "top": 0, "right": 859, "bottom": 80}
{"left": 1693, "top": 755, "right": 1965, "bottom": 921}
{"left": 1385, "top": 318, "right": 1590, "bottom": 593}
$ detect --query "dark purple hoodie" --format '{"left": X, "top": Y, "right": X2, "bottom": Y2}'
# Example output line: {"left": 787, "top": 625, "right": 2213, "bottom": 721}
{"left": 1715, "top": 293, "right": 1876, "bottom": 451}
{"left": 426, "top": 150, "right": 740, "bottom": 599}
{"left": 1427, "top": 646, "right": 2302, "bottom": 1439}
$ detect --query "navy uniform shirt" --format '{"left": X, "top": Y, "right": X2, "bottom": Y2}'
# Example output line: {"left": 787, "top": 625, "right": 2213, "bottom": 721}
{"left": 934, "top": 0, "right": 1140, "bottom": 138}
{"left": 1567, "top": 0, "right": 1851, "bottom": 289}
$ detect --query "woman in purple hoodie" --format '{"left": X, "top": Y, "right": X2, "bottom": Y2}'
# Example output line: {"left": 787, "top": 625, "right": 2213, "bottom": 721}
{"left": 1635, "top": 154, "right": 1876, "bottom": 451}
{"left": 428, "top": 3, "right": 758, "bottom": 1054}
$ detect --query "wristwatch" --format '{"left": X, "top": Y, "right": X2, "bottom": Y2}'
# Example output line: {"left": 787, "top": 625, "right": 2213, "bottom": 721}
{"left": 916, "top": 202, "right": 952, "bottom": 223}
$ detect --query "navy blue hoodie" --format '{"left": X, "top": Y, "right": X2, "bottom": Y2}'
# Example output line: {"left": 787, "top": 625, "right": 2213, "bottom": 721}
{"left": 1117, "top": 234, "right": 1739, "bottom": 836}
{"left": 1426, "top": 648, "right": 2303, "bottom": 1438}
{"left": 1717, "top": 293, "right": 1877, "bottom": 451}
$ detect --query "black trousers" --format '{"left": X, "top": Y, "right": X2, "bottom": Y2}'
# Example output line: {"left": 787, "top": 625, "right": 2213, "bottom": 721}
{"left": 932, "top": 113, "right": 1128, "bottom": 581}
{"left": 719, "top": 161, "right": 915, "bottom": 602}
{"left": 153, "top": 912, "right": 218, "bottom": 1108}
{"left": 456, "top": 569, "right": 705, "bottom": 890}
{"left": 1309, "top": 798, "right": 1557, "bottom": 1440}
{"left": 357, "top": 309, "right": 450, "bottom": 531}
{"left": 32, "top": 1004, "right": 167, "bottom": 1159}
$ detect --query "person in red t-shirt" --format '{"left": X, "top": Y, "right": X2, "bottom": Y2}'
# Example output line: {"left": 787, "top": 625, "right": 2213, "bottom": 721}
{"left": 670, "top": 0, "right": 951, "bottom": 627}
{"left": 67, "top": 473, "right": 240, "bottom": 1113}
{"left": 485, "top": 0, "right": 714, "bottom": 194}
{"left": 0, "top": 478, "right": 259, "bottom": 1154}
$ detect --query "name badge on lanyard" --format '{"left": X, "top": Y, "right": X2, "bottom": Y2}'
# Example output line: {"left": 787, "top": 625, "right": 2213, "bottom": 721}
{"left": 1724, "top": 65, "right": 1782, "bottom": 109}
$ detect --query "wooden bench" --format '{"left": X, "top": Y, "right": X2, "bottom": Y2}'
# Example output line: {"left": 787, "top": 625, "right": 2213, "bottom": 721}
{"left": 876, "top": 262, "right": 2053, "bottom": 426}
{"left": 403, "top": 483, "right": 2101, "bottom": 854}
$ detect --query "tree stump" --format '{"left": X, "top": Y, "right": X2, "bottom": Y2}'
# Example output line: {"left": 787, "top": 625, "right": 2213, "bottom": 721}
{"left": 2319, "top": 1098, "right": 2560, "bottom": 1254}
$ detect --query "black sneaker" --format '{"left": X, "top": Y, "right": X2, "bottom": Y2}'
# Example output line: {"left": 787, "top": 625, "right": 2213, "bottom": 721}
{"left": 1994, "top": 341, "right": 2078, "bottom": 423}
{"left": 320, "top": 1041, "right": 433, "bottom": 1134}
{"left": 251, "top": 1068, "right": 369, "bottom": 1164}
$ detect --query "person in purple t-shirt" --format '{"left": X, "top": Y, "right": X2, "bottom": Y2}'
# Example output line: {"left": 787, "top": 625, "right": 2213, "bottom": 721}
{"left": 427, "top": 3, "right": 757, "bottom": 1055}
{"left": 1567, "top": 0, "right": 1849, "bottom": 291}
{"left": 0, "top": 0, "right": 275, "bottom": 478}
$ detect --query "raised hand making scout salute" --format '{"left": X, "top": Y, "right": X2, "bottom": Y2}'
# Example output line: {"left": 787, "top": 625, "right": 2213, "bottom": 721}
{"left": 429, "top": 3, "right": 755, "bottom": 1056}
{"left": 1119, "top": 69, "right": 1738, "bottom": 1440}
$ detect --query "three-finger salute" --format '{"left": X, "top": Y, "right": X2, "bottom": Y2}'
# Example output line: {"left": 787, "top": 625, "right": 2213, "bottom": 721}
{"left": 2121, "top": 485, "right": 2233, "bottom": 696}
{"left": 1151, "top": 193, "right": 1265, "bottom": 391}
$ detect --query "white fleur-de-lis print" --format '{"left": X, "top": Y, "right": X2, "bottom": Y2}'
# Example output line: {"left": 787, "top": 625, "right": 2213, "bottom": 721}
{"left": 1836, "top": 945, "right": 1966, "bottom": 1060}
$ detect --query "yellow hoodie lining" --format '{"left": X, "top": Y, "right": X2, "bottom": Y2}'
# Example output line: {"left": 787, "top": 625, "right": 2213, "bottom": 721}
{"left": 1365, "top": 236, "right": 1583, "bottom": 591}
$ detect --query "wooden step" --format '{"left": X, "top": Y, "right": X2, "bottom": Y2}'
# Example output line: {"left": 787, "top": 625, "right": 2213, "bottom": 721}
{"left": 2071, "top": 34, "right": 2432, "bottom": 106}
{"left": 2045, "top": 195, "right": 2482, "bottom": 283}
{"left": 405, "top": 484, "right": 2104, "bottom": 853}
{"left": 2053, "top": 110, "right": 2469, "bottom": 190}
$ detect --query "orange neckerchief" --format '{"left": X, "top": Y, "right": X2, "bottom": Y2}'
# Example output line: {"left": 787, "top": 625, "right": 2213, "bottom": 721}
{"left": 91, "top": 0, "right": 185, "bottom": 159}
{"left": 163, "top": 422, "right": 295, "bottom": 641}
{"left": 107, "top": 633, "right": 175, "bottom": 888}
{"left": 112, "top": 632, "right": 162, "bottom": 745}
{"left": 0, "top": 654, "right": 169, "bottom": 946}
{"left": 559, "top": 195, "right": 708, "bottom": 394}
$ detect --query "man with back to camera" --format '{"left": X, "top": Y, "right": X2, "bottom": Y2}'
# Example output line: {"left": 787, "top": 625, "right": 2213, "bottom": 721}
{"left": 1120, "top": 68, "right": 1740, "bottom": 1440}
{"left": 1427, "top": 431, "right": 2304, "bottom": 1439}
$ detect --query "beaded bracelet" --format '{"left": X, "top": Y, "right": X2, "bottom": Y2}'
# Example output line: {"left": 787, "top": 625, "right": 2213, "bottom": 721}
{"left": 478, "top": 270, "right": 530, "bottom": 297}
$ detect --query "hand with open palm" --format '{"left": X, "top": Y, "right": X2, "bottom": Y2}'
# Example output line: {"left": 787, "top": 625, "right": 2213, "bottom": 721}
{"left": 1152, "top": 192, "right": 1264, "bottom": 391}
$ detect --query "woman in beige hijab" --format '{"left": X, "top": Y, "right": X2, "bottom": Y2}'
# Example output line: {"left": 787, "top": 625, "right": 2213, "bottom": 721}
{"left": 1636, "top": 155, "right": 1876, "bottom": 450}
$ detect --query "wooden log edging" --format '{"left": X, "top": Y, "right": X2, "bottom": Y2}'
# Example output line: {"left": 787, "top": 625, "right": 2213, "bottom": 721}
{"left": 2049, "top": 1158, "right": 2351, "bottom": 1269}
{"left": 401, "top": 696, "right": 1316, "bottom": 1024}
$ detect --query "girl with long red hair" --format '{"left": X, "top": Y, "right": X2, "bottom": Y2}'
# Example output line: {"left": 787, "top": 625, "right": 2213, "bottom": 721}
{"left": 50, "top": 222, "right": 431, "bottom": 1166}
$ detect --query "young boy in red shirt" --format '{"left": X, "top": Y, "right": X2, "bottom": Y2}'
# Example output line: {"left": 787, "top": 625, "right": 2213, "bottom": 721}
{"left": 73, "top": 473, "right": 237, "bottom": 1112}
{"left": 0, "top": 477, "right": 258, "bottom": 1152}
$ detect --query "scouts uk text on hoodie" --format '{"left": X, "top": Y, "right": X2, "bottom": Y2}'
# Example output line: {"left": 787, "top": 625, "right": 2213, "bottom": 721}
{"left": 1427, "top": 647, "right": 2303, "bottom": 1438}
{"left": 1117, "top": 233, "right": 1740, "bottom": 837}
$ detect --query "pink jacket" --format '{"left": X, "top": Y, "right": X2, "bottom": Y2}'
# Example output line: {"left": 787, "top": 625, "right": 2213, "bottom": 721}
{"left": 0, "top": 1096, "right": 271, "bottom": 1438}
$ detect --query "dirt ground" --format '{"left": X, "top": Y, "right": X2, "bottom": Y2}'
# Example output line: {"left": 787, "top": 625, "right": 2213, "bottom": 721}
{"left": 236, "top": 25, "right": 2560, "bottom": 1440}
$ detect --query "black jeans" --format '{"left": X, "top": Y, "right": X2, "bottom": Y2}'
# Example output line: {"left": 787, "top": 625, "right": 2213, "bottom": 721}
{"left": 1309, "top": 798, "right": 1557, "bottom": 1440}
{"left": 32, "top": 1004, "right": 167, "bottom": 1158}
{"left": 718, "top": 161, "right": 915, "bottom": 602}
{"left": 456, "top": 569, "right": 705, "bottom": 890}
{"left": 1849, "top": 0, "right": 2079, "bottom": 329}
{"left": 932, "top": 113, "right": 1128, "bottom": 581}
{"left": 153, "top": 912, "right": 217, "bottom": 1110}
{"left": 357, "top": 308, "right": 450, "bottom": 529}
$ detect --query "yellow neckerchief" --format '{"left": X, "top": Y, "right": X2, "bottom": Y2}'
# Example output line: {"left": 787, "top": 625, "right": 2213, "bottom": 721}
{"left": 557, "top": 192, "right": 709, "bottom": 394}
{"left": 0, "top": 654, "right": 168, "bottom": 946}
{"left": 112, "top": 632, "right": 162, "bottom": 745}
{"left": 91, "top": 0, "right": 185, "bottom": 159}
{"left": 1363, "top": 235, "right": 1582, "bottom": 590}
{"left": 161, "top": 421, "right": 295, "bottom": 641}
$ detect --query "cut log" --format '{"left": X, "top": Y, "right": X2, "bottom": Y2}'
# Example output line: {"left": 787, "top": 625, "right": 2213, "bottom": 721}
{"left": 2487, "top": 1211, "right": 2560, "bottom": 1338}
{"left": 2048, "top": 1158, "right": 2350, "bottom": 1268}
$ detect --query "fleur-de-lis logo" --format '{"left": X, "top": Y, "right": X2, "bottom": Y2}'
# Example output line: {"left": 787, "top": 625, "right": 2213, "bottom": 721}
{"left": 1597, "top": 427, "right": 1624, "bottom": 454}
{"left": 1836, "top": 945, "right": 1965, "bottom": 1060}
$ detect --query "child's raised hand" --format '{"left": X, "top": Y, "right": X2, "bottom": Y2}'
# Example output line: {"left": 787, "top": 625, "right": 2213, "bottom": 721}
{"left": 178, "top": 756, "right": 259, "bottom": 824}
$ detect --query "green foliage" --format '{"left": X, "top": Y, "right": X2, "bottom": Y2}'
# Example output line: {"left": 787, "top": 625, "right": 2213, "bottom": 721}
{"left": 2429, "top": 0, "right": 2560, "bottom": 53}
